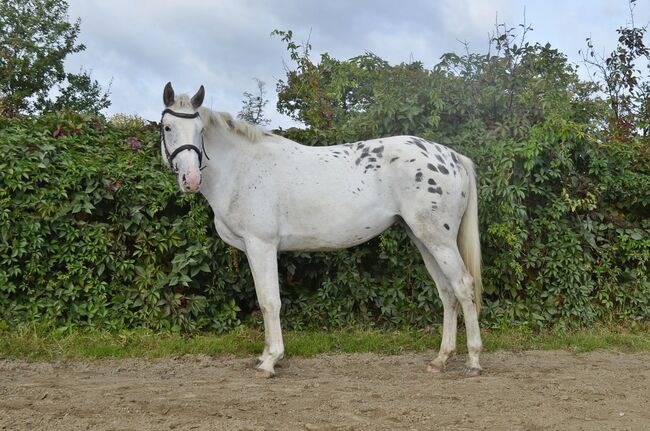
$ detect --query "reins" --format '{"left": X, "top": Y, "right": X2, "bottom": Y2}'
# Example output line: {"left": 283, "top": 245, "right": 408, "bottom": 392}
{"left": 160, "top": 109, "right": 210, "bottom": 171}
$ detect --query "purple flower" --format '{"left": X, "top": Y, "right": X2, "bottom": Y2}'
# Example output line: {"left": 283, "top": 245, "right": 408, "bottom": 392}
{"left": 126, "top": 136, "right": 142, "bottom": 151}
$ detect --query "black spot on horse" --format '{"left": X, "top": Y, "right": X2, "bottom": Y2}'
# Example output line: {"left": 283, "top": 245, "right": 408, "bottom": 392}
{"left": 435, "top": 154, "right": 445, "bottom": 164}
{"left": 444, "top": 223, "right": 450, "bottom": 230}
{"left": 390, "top": 157, "right": 399, "bottom": 163}
{"left": 369, "top": 157, "right": 377, "bottom": 162}
{"left": 428, "top": 186, "right": 443, "bottom": 195}
{"left": 372, "top": 145, "right": 384, "bottom": 154}
{"left": 356, "top": 149, "right": 370, "bottom": 166}
{"left": 427, "top": 163, "right": 438, "bottom": 172}
{"left": 415, "top": 172, "right": 423, "bottom": 182}
{"left": 428, "top": 178, "right": 436, "bottom": 185}
{"left": 451, "top": 152, "right": 459, "bottom": 164}
{"left": 415, "top": 141, "right": 428, "bottom": 153}
{"left": 438, "top": 164, "right": 449, "bottom": 175}
{"left": 461, "top": 191, "right": 466, "bottom": 197}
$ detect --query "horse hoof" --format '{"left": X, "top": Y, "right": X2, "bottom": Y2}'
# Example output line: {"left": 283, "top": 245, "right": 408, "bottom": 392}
{"left": 255, "top": 369, "right": 275, "bottom": 379}
{"left": 464, "top": 367, "right": 482, "bottom": 377}
{"left": 427, "top": 363, "right": 444, "bottom": 373}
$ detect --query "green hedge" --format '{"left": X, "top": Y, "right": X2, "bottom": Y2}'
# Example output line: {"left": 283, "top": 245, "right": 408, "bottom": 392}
{"left": 0, "top": 113, "right": 246, "bottom": 332}
{"left": 1, "top": 110, "right": 648, "bottom": 333}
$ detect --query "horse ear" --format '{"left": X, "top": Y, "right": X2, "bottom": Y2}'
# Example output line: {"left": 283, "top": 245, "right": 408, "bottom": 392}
{"left": 163, "top": 82, "right": 175, "bottom": 107}
{"left": 191, "top": 85, "right": 205, "bottom": 109}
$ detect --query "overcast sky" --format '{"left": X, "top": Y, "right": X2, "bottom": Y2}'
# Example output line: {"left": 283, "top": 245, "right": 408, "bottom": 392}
{"left": 64, "top": 0, "right": 650, "bottom": 128}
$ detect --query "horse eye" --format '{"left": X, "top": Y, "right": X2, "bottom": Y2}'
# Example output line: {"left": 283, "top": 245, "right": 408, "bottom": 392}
{"left": 164, "top": 126, "right": 171, "bottom": 132}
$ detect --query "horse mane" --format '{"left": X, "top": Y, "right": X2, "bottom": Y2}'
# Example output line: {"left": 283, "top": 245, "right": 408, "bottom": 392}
{"left": 199, "top": 107, "right": 268, "bottom": 143}
{"left": 169, "top": 94, "right": 270, "bottom": 143}
{"left": 167, "top": 94, "right": 274, "bottom": 143}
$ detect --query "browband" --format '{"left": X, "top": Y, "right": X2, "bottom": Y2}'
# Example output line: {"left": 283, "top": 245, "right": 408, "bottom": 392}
{"left": 162, "top": 108, "right": 200, "bottom": 119}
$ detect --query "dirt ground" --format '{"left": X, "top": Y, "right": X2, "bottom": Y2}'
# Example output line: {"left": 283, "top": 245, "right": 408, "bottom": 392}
{"left": 1, "top": 350, "right": 648, "bottom": 431}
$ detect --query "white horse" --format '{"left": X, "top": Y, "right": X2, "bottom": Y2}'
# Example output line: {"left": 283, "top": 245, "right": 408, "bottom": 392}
{"left": 160, "top": 83, "right": 483, "bottom": 377}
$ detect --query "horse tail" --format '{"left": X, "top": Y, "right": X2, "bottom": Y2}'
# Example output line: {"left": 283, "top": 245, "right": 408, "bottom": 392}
{"left": 457, "top": 155, "right": 483, "bottom": 314}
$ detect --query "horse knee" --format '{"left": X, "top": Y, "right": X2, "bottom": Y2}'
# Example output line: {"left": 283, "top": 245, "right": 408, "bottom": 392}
{"left": 259, "top": 297, "right": 281, "bottom": 315}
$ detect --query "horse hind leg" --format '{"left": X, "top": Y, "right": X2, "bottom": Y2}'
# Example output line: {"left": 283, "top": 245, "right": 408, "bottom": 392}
{"left": 407, "top": 230, "right": 482, "bottom": 375}
{"left": 407, "top": 232, "right": 460, "bottom": 372}
{"left": 430, "top": 244, "right": 482, "bottom": 375}
{"left": 428, "top": 289, "right": 459, "bottom": 373}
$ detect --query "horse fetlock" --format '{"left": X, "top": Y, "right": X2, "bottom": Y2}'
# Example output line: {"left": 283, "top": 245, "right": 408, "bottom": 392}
{"left": 465, "top": 352, "right": 482, "bottom": 371}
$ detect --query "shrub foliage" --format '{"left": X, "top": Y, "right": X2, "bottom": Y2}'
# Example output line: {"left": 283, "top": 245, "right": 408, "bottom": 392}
{"left": 0, "top": 114, "right": 246, "bottom": 332}
{"left": 1, "top": 23, "right": 648, "bottom": 332}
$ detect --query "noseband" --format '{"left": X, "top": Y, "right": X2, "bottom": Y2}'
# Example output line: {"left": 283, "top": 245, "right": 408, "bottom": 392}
{"left": 160, "top": 108, "right": 210, "bottom": 171}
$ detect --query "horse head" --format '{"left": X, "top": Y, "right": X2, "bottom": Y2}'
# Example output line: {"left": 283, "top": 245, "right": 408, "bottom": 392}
{"left": 160, "top": 82, "right": 206, "bottom": 193}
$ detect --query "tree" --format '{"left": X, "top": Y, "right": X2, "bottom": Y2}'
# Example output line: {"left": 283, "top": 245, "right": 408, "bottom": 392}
{"left": 582, "top": 0, "right": 650, "bottom": 141}
{"left": 0, "top": 0, "right": 110, "bottom": 116}
{"left": 273, "top": 29, "right": 441, "bottom": 142}
{"left": 38, "top": 68, "right": 112, "bottom": 116}
{"left": 237, "top": 78, "right": 270, "bottom": 126}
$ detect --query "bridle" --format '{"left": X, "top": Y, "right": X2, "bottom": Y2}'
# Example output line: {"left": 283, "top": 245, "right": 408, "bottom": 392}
{"left": 160, "top": 108, "right": 210, "bottom": 171}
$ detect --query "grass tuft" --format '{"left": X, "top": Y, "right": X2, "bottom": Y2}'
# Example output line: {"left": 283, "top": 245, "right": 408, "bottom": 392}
{"left": 0, "top": 324, "right": 648, "bottom": 361}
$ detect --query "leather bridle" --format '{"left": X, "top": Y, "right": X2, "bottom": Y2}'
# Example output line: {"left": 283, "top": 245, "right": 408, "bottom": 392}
{"left": 160, "top": 108, "right": 209, "bottom": 171}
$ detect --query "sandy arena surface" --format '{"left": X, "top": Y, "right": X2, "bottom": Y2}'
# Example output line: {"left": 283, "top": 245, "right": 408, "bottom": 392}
{"left": 1, "top": 350, "right": 649, "bottom": 430}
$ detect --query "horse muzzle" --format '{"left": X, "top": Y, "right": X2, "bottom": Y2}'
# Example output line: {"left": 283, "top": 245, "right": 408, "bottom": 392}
{"left": 179, "top": 171, "right": 202, "bottom": 193}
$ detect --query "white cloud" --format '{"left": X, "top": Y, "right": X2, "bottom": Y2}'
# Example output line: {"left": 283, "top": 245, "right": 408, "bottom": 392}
{"left": 63, "top": 0, "right": 649, "bottom": 127}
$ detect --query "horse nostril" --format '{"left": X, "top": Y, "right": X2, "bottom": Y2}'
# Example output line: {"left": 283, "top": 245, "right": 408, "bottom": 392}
{"left": 182, "top": 174, "right": 187, "bottom": 184}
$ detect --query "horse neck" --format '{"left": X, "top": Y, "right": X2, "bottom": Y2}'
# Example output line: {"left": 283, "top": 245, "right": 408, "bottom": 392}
{"left": 202, "top": 118, "right": 260, "bottom": 180}
{"left": 203, "top": 127, "right": 234, "bottom": 164}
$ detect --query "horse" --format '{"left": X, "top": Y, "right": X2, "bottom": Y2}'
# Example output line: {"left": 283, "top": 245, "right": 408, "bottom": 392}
{"left": 159, "top": 82, "right": 483, "bottom": 378}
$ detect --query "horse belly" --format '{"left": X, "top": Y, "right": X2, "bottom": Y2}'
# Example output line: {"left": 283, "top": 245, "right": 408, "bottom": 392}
{"left": 278, "top": 216, "right": 397, "bottom": 251}
{"left": 277, "top": 178, "right": 398, "bottom": 251}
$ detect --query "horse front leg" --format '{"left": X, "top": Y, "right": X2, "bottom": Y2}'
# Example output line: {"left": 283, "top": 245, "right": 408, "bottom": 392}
{"left": 244, "top": 238, "right": 284, "bottom": 378}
